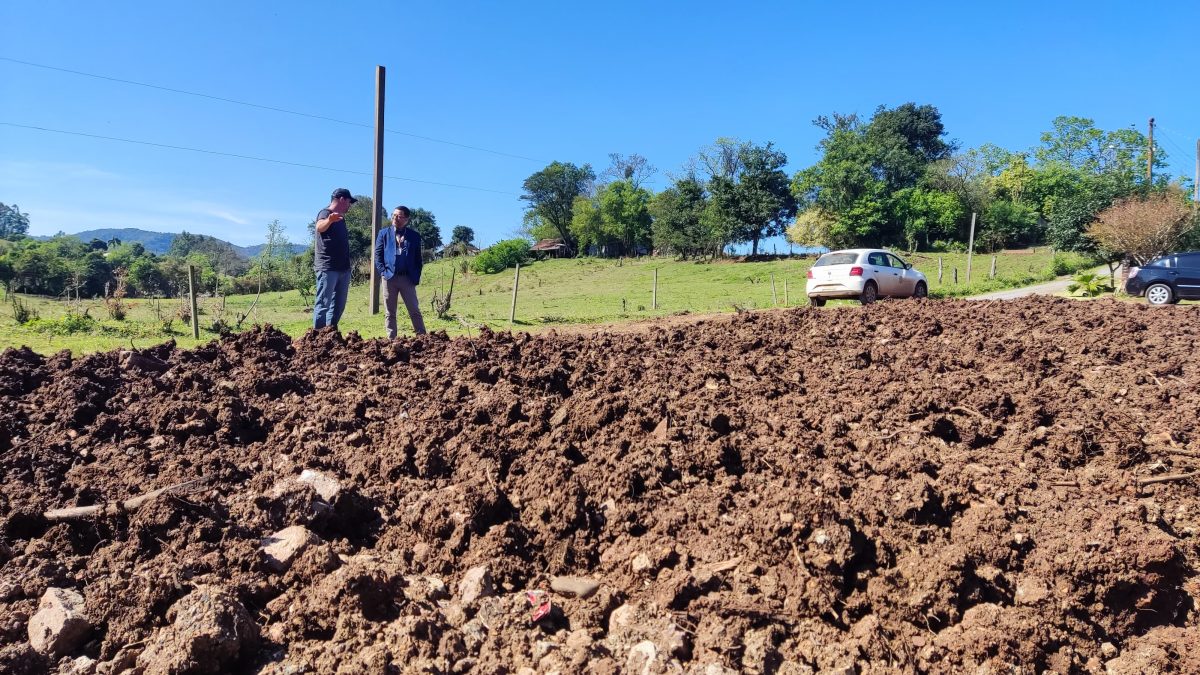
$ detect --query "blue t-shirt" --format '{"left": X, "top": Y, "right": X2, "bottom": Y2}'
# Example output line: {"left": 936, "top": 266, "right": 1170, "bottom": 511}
{"left": 314, "top": 208, "right": 350, "bottom": 272}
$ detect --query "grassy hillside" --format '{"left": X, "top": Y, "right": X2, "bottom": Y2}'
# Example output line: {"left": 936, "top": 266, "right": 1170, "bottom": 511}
{"left": 0, "top": 248, "right": 1092, "bottom": 354}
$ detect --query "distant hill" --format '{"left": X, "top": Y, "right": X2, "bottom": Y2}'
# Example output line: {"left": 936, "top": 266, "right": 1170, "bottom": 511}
{"left": 39, "top": 228, "right": 308, "bottom": 258}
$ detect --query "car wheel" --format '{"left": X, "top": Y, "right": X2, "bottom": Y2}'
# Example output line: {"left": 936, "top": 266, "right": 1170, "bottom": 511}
{"left": 913, "top": 282, "right": 928, "bottom": 299}
{"left": 1146, "top": 283, "right": 1173, "bottom": 305}
{"left": 859, "top": 281, "right": 878, "bottom": 305}
{"left": 808, "top": 296, "right": 826, "bottom": 307}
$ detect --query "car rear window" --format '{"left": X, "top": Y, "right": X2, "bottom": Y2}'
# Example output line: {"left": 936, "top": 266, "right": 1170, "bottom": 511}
{"left": 814, "top": 252, "right": 859, "bottom": 267}
{"left": 1147, "top": 257, "right": 1174, "bottom": 268}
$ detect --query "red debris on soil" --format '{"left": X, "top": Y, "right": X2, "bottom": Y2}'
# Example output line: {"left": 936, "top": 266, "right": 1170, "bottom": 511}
{"left": 1, "top": 297, "right": 1198, "bottom": 673}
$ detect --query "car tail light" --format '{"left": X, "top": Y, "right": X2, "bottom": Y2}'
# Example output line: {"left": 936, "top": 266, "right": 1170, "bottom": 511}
{"left": 849, "top": 266, "right": 863, "bottom": 277}
{"left": 806, "top": 269, "right": 813, "bottom": 279}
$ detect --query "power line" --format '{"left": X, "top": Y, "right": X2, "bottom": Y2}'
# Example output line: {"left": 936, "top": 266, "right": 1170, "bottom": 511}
{"left": 0, "top": 121, "right": 521, "bottom": 196}
{"left": 0, "top": 56, "right": 548, "bottom": 164}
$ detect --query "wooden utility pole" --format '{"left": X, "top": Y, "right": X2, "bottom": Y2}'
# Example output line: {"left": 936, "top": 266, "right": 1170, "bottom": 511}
{"left": 966, "top": 212, "right": 977, "bottom": 283}
{"left": 1146, "top": 117, "right": 1155, "bottom": 187}
{"left": 187, "top": 265, "right": 199, "bottom": 339}
{"left": 1194, "top": 139, "right": 1198, "bottom": 210}
{"left": 370, "top": 66, "right": 386, "bottom": 315}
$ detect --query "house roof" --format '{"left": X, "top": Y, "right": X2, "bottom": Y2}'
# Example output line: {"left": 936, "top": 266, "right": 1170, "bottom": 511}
{"left": 530, "top": 238, "right": 568, "bottom": 252}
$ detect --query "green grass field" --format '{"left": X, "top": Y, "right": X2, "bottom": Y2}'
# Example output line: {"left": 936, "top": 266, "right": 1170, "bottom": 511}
{"left": 0, "top": 248, "right": 1095, "bottom": 354}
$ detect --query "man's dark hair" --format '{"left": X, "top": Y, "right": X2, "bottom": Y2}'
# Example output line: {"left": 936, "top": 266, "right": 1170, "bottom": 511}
{"left": 394, "top": 206, "right": 411, "bottom": 217}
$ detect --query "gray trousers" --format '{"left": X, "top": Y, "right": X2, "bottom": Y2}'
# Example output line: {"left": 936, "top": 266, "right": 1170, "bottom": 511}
{"left": 384, "top": 274, "right": 426, "bottom": 338}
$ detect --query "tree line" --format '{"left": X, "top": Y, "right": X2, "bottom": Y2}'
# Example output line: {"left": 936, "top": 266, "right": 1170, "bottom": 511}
{"left": 4, "top": 103, "right": 1196, "bottom": 297}
{"left": 0, "top": 198, "right": 477, "bottom": 300}
{"left": 518, "top": 107, "right": 1198, "bottom": 264}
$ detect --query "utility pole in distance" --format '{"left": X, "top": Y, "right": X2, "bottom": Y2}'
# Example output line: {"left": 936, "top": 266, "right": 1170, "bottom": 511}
{"left": 370, "top": 66, "right": 386, "bottom": 315}
{"left": 1146, "top": 117, "right": 1155, "bottom": 188}
{"left": 1194, "top": 139, "right": 1198, "bottom": 211}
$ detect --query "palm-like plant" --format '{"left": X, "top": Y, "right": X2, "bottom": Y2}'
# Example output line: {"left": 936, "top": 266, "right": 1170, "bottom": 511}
{"left": 1066, "top": 271, "right": 1112, "bottom": 297}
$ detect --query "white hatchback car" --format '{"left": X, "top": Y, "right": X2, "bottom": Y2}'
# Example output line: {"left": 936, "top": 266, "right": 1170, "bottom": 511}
{"left": 805, "top": 248, "right": 928, "bottom": 306}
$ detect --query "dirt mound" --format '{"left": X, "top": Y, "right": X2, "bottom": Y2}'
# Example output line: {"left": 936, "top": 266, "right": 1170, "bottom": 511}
{"left": 1, "top": 297, "right": 1197, "bottom": 673}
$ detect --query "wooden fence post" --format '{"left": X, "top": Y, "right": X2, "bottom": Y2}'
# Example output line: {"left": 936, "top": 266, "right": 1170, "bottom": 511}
{"left": 938, "top": 257, "right": 944, "bottom": 284}
{"left": 953, "top": 268, "right": 958, "bottom": 285}
{"left": 653, "top": 268, "right": 658, "bottom": 310}
{"left": 187, "top": 265, "right": 200, "bottom": 339}
{"left": 770, "top": 274, "right": 778, "bottom": 306}
{"left": 783, "top": 279, "right": 789, "bottom": 307}
{"left": 509, "top": 263, "right": 520, "bottom": 325}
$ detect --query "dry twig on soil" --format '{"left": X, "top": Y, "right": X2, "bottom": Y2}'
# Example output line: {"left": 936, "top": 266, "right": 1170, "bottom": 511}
{"left": 1136, "top": 472, "right": 1199, "bottom": 487}
{"left": 44, "top": 477, "right": 213, "bottom": 521}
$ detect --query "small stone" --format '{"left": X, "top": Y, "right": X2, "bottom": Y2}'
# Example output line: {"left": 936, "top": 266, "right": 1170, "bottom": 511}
{"left": 550, "top": 576, "right": 600, "bottom": 599}
{"left": 62, "top": 655, "right": 97, "bottom": 674}
{"left": 631, "top": 553, "right": 654, "bottom": 573}
{"left": 1101, "top": 642, "right": 1117, "bottom": 658}
{"left": 27, "top": 587, "right": 91, "bottom": 657}
{"left": 1015, "top": 576, "right": 1050, "bottom": 605}
{"left": 458, "top": 565, "right": 494, "bottom": 606}
{"left": 779, "top": 512, "right": 795, "bottom": 525}
{"left": 260, "top": 526, "right": 321, "bottom": 573}
{"left": 297, "top": 469, "right": 341, "bottom": 502}
{"left": 627, "top": 640, "right": 658, "bottom": 675}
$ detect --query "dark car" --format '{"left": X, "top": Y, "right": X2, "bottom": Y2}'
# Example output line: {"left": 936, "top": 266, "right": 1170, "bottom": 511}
{"left": 1125, "top": 251, "right": 1200, "bottom": 305}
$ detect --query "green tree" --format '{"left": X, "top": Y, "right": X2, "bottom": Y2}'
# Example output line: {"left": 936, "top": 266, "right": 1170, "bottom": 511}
{"left": 979, "top": 200, "right": 1039, "bottom": 251}
{"left": 569, "top": 196, "right": 609, "bottom": 255}
{"left": 472, "top": 239, "right": 530, "bottom": 274}
{"left": 650, "top": 176, "right": 712, "bottom": 259}
{"left": 893, "top": 188, "right": 965, "bottom": 250}
{"left": 0, "top": 203, "right": 30, "bottom": 240}
{"left": 793, "top": 104, "right": 952, "bottom": 247}
{"left": 451, "top": 226, "right": 475, "bottom": 245}
{"left": 599, "top": 180, "right": 653, "bottom": 255}
{"left": 521, "top": 161, "right": 595, "bottom": 254}
{"left": 407, "top": 208, "right": 442, "bottom": 260}
{"left": 786, "top": 208, "right": 839, "bottom": 249}
{"left": 127, "top": 257, "right": 166, "bottom": 297}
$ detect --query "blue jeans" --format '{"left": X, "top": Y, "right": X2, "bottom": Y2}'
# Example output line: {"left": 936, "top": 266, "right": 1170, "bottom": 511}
{"left": 313, "top": 269, "right": 351, "bottom": 330}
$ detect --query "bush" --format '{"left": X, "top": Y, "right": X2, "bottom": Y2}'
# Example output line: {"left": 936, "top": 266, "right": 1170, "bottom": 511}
{"left": 471, "top": 239, "right": 531, "bottom": 274}
{"left": 10, "top": 295, "right": 37, "bottom": 324}
{"left": 1049, "top": 251, "right": 1097, "bottom": 276}
{"left": 26, "top": 312, "right": 96, "bottom": 336}
{"left": 930, "top": 239, "right": 967, "bottom": 253}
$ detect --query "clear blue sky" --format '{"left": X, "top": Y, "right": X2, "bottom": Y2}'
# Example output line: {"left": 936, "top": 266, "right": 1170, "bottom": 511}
{"left": 3, "top": 1, "right": 1198, "bottom": 249}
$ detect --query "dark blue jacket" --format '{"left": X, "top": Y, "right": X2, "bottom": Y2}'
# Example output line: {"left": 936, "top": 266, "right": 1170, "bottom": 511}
{"left": 374, "top": 226, "right": 423, "bottom": 284}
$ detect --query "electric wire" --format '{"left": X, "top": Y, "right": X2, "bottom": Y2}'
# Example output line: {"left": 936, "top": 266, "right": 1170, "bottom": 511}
{"left": 0, "top": 122, "right": 521, "bottom": 196}
{"left": 0, "top": 56, "right": 547, "bottom": 163}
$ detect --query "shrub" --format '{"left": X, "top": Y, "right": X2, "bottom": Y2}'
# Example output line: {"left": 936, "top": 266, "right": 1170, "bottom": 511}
{"left": 1049, "top": 251, "right": 1097, "bottom": 276}
{"left": 10, "top": 295, "right": 37, "bottom": 324}
{"left": 471, "top": 239, "right": 531, "bottom": 274}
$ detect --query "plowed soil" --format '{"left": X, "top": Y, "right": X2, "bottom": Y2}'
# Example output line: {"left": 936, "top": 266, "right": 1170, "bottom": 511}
{"left": 1, "top": 297, "right": 1198, "bottom": 674}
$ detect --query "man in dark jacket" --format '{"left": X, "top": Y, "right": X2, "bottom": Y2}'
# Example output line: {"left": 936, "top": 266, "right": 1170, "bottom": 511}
{"left": 313, "top": 188, "right": 355, "bottom": 330}
{"left": 374, "top": 205, "right": 426, "bottom": 337}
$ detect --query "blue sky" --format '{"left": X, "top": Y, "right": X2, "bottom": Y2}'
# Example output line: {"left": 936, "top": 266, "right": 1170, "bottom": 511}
{"left": 3, "top": 1, "right": 1198, "bottom": 249}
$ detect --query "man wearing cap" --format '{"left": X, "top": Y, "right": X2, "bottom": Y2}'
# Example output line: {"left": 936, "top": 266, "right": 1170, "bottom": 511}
{"left": 312, "top": 188, "right": 355, "bottom": 330}
{"left": 374, "top": 205, "right": 426, "bottom": 337}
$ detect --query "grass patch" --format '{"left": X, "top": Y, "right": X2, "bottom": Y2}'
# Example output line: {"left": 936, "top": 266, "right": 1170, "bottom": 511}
{"left": 0, "top": 247, "right": 1084, "bottom": 354}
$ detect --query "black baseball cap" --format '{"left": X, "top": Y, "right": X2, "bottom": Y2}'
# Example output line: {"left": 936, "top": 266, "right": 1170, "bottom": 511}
{"left": 331, "top": 188, "right": 358, "bottom": 204}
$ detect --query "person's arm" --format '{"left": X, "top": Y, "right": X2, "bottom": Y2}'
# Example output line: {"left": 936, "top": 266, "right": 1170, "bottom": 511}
{"left": 374, "top": 228, "right": 387, "bottom": 275}
{"left": 413, "top": 231, "right": 423, "bottom": 284}
{"left": 315, "top": 209, "right": 340, "bottom": 234}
